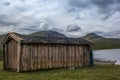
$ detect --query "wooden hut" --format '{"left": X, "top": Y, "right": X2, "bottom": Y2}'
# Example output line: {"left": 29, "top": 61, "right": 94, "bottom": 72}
{"left": 1, "top": 32, "right": 93, "bottom": 72}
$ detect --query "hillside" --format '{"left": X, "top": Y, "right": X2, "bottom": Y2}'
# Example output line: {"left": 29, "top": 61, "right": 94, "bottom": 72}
{"left": 0, "top": 34, "right": 7, "bottom": 43}
{"left": 82, "top": 33, "right": 104, "bottom": 40}
{"left": 29, "top": 30, "right": 66, "bottom": 38}
{"left": 0, "top": 31, "right": 66, "bottom": 43}
{"left": 82, "top": 33, "right": 120, "bottom": 50}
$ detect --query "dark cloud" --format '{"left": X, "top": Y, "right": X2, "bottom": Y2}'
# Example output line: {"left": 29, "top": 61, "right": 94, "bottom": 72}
{"left": 91, "top": 0, "right": 120, "bottom": 9}
{"left": 52, "top": 28, "right": 63, "bottom": 32}
{"left": 68, "top": 0, "right": 89, "bottom": 8}
{"left": 67, "top": 0, "right": 90, "bottom": 13}
{"left": 66, "top": 24, "right": 81, "bottom": 32}
{"left": 67, "top": 9, "right": 79, "bottom": 13}
{"left": 102, "top": 12, "right": 114, "bottom": 20}
{"left": 20, "top": 27, "right": 38, "bottom": 32}
{"left": 0, "top": 14, "right": 17, "bottom": 26}
{"left": 0, "top": 14, "right": 7, "bottom": 19}
{"left": 3, "top": 2, "right": 11, "bottom": 6}
{"left": 16, "top": 7, "right": 28, "bottom": 12}
{"left": 91, "top": 0, "right": 114, "bottom": 8}
{"left": 91, "top": 0, "right": 120, "bottom": 20}
{"left": 20, "top": 0, "right": 26, "bottom": 2}
{"left": 0, "top": 20, "right": 17, "bottom": 26}
{"left": 94, "top": 30, "right": 120, "bottom": 38}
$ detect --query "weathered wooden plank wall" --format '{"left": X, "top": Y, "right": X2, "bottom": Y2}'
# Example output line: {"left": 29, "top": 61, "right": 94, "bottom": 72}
{"left": 4, "top": 39, "right": 18, "bottom": 71}
{"left": 20, "top": 44, "right": 90, "bottom": 71}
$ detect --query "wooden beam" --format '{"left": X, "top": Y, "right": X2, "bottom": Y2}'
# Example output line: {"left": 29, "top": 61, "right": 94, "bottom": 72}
{"left": 17, "top": 42, "right": 21, "bottom": 72}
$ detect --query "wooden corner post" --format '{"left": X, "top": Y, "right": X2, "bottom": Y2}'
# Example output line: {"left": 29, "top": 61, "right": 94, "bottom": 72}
{"left": 17, "top": 42, "right": 21, "bottom": 72}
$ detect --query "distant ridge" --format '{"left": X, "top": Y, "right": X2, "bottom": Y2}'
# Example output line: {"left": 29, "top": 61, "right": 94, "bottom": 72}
{"left": 29, "top": 30, "right": 66, "bottom": 38}
{"left": 82, "top": 33, "right": 104, "bottom": 40}
{"left": 82, "top": 33, "right": 120, "bottom": 50}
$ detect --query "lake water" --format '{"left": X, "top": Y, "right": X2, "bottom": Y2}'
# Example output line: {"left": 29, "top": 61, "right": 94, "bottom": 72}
{"left": 93, "top": 49, "right": 120, "bottom": 64}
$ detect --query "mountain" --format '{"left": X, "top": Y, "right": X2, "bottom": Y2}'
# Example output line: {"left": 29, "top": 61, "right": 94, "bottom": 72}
{"left": 82, "top": 33, "right": 120, "bottom": 50}
{"left": 0, "top": 31, "right": 66, "bottom": 44}
{"left": 82, "top": 33, "right": 104, "bottom": 40}
{"left": 29, "top": 30, "right": 66, "bottom": 38}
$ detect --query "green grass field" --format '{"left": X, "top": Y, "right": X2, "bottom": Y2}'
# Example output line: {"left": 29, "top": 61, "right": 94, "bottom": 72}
{"left": 0, "top": 61, "right": 120, "bottom": 80}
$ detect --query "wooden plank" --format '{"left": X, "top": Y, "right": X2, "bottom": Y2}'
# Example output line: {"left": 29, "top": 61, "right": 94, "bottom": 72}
{"left": 36, "top": 45, "right": 38, "bottom": 70}
{"left": 25, "top": 45, "right": 28, "bottom": 71}
{"left": 11, "top": 40, "right": 13, "bottom": 70}
{"left": 34, "top": 45, "right": 38, "bottom": 70}
{"left": 4, "top": 44, "right": 6, "bottom": 69}
{"left": 75, "top": 45, "right": 78, "bottom": 67}
{"left": 3, "top": 45, "right": 5, "bottom": 70}
{"left": 44, "top": 45, "right": 46, "bottom": 69}
{"left": 81, "top": 46, "right": 83, "bottom": 67}
{"left": 8, "top": 42, "right": 9, "bottom": 69}
{"left": 22, "top": 45, "right": 26, "bottom": 71}
{"left": 77, "top": 45, "right": 80, "bottom": 67}
{"left": 52, "top": 45, "right": 55, "bottom": 68}
{"left": 61, "top": 45, "right": 64, "bottom": 67}
{"left": 84, "top": 45, "right": 87, "bottom": 67}
{"left": 54, "top": 45, "right": 56, "bottom": 68}
{"left": 66, "top": 45, "right": 68, "bottom": 67}
{"left": 26, "top": 45, "right": 30, "bottom": 71}
{"left": 83, "top": 45, "right": 85, "bottom": 67}
{"left": 65, "top": 45, "right": 67, "bottom": 67}
{"left": 46, "top": 45, "right": 49, "bottom": 69}
{"left": 59, "top": 45, "right": 62, "bottom": 67}
{"left": 9, "top": 41, "right": 11, "bottom": 69}
{"left": 63, "top": 45, "right": 66, "bottom": 68}
{"left": 48, "top": 45, "right": 51, "bottom": 68}
{"left": 28, "top": 45, "right": 31, "bottom": 70}
{"left": 87, "top": 45, "right": 90, "bottom": 66}
{"left": 30, "top": 45, "right": 32, "bottom": 70}
{"left": 3, "top": 46, "right": 5, "bottom": 69}
{"left": 54, "top": 45, "right": 57, "bottom": 68}
{"left": 78, "top": 46, "right": 81, "bottom": 67}
{"left": 50, "top": 45, "right": 53, "bottom": 68}
{"left": 62, "top": 45, "right": 65, "bottom": 67}
{"left": 20, "top": 45, "right": 23, "bottom": 71}
{"left": 10, "top": 40, "right": 12, "bottom": 69}
{"left": 57, "top": 44, "right": 59, "bottom": 68}
{"left": 13, "top": 40, "right": 15, "bottom": 70}
{"left": 41, "top": 45, "right": 44, "bottom": 69}
{"left": 43, "top": 45, "right": 46, "bottom": 69}
{"left": 14, "top": 41, "right": 17, "bottom": 70}
{"left": 11, "top": 40, "right": 12, "bottom": 70}
{"left": 69, "top": 45, "right": 72, "bottom": 67}
{"left": 38, "top": 45, "right": 41, "bottom": 69}
{"left": 71, "top": 45, "right": 74, "bottom": 67}
{"left": 58, "top": 44, "right": 60, "bottom": 68}
{"left": 26, "top": 45, "right": 29, "bottom": 71}
{"left": 33, "top": 45, "right": 35, "bottom": 70}
{"left": 73, "top": 45, "right": 75, "bottom": 67}
{"left": 68, "top": 45, "right": 71, "bottom": 67}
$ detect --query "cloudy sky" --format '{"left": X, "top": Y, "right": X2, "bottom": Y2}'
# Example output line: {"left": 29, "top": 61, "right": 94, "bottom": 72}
{"left": 0, "top": 0, "right": 120, "bottom": 38}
